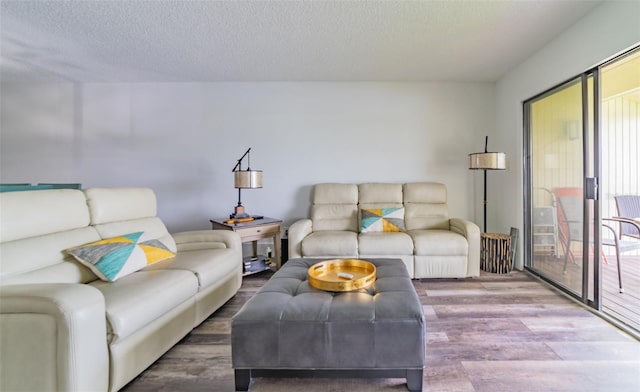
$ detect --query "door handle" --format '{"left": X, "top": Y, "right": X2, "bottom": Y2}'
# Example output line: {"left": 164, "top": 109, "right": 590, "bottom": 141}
{"left": 586, "top": 177, "right": 598, "bottom": 200}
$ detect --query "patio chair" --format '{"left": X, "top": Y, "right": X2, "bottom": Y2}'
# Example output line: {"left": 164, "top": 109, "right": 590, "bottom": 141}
{"left": 554, "top": 187, "right": 584, "bottom": 272}
{"left": 614, "top": 195, "right": 640, "bottom": 240}
{"left": 602, "top": 217, "right": 640, "bottom": 293}
{"left": 553, "top": 188, "right": 637, "bottom": 283}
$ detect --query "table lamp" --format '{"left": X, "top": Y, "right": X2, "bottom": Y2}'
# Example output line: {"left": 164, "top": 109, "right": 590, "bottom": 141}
{"left": 231, "top": 148, "right": 262, "bottom": 219}
{"left": 468, "top": 136, "right": 506, "bottom": 232}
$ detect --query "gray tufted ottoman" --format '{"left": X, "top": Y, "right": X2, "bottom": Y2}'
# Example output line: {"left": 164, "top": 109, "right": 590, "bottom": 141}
{"left": 231, "top": 258, "right": 425, "bottom": 391}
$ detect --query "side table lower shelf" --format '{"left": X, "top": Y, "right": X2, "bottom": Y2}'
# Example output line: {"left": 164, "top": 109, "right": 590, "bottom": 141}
{"left": 242, "top": 256, "right": 274, "bottom": 276}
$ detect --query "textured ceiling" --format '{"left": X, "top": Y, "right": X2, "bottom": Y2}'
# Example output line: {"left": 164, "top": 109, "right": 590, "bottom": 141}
{"left": 0, "top": 0, "right": 602, "bottom": 83}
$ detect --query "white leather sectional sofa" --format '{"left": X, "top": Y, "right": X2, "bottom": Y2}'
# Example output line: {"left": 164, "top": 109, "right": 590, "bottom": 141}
{"left": 288, "top": 182, "right": 480, "bottom": 278}
{"left": 0, "top": 187, "right": 242, "bottom": 391}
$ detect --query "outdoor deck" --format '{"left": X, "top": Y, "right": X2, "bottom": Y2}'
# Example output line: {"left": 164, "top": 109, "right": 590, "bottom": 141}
{"left": 602, "top": 255, "right": 640, "bottom": 332}
{"left": 531, "top": 254, "right": 640, "bottom": 333}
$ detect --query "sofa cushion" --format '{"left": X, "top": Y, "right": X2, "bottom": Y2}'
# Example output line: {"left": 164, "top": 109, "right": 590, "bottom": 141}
{"left": 358, "top": 232, "right": 413, "bottom": 255}
{"left": 0, "top": 226, "right": 102, "bottom": 285}
{"left": 403, "top": 183, "right": 450, "bottom": 230}
{"left": 84, "top": 187, "right": 157, "bottom": 225}
{"left": 93, "top": 217, "right": 177, "bottom": 253}
{"left": 311, "top": 205, "right": 358, "bottom": 232}
{"left": 90, "top": 269, "right": 198, "bottom": 342}
{"left": 0, "top": 189, "right": 90, "bottom": 243}
{"left": 313, "top": 183, "right": 359, "bottom": 205}
{"left": 84, "top": 187, "right": 177, "bottom": 252}
{"left": 311, "top": 184, "right": 359, "bottom": 232}
{"left": 358, "top": 183, "right": 403, "bottom": 205}
{"left": 360, "top": 208, "right": 405, "bottom": 233}
{"left": 67, "top": 232, "right": 175, "bottom": 282}
{"left": 358, "top": 183, "right": 404, "bottom": 232}
{"left": 411, "top": 229, "right": 468, "bottom": 256}
{"left": 144, "top": 248, "right": 239, "bottom": 289}
{"left": 301, "top": 231, "right": 358, "bottom": 257}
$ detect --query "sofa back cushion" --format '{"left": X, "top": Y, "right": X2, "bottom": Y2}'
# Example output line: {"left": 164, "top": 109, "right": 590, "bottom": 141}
{"left": 358, "top": 183, "right": 405, "bottom": 232}
{"left": 403, "top": 182, "right": 450, "bottom": 230}
{"left": 0, "top": 189, "right": 101, "bottom": 285}
{"left": 1, "top": 189, "right": 89, "bottom": 242}
{"left": 358, "top": 183, "right": 403, "bottom": 208}
{"left": 84, "top": 187, "right": 177, "bottom": 252}
{"left": 311, "top": 183, "right": 358, "bottom": 232}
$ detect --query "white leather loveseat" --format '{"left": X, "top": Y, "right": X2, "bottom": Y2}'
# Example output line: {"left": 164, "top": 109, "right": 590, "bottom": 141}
{"left": 288, "top": 182, "right": 480, "bottom": 278}
{"left": 0, "top": 187, "right": 242, "bottom": 392}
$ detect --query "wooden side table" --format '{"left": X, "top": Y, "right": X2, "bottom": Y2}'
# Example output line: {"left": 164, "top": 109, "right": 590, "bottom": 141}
{"left": 480, "top": 232, "right": 512, "bottom": 274}
{"left": 210, "top": 217, "right": 283, "bottom": 275}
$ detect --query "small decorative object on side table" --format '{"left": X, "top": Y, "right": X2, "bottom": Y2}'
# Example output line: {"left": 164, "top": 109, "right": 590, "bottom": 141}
{"left": 210, "top": 217, "right": 282, "bottom": 276}
{"left": 480, "top": 232, "right": 512, "bottom": 274}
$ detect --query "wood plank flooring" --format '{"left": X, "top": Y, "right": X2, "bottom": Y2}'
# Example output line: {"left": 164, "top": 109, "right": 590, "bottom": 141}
{"left": 121, "top": 269, "right": 640, "bottom": 392}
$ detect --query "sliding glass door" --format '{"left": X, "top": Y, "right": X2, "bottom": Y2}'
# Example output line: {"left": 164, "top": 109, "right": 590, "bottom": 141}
{"left": 525, "top": 47, "right": 640, "bottom": 333}
{"left": 599, "top": 49, "right": 640, "bottom": 331}
{"left": 525, "top": 74, "right": 598, "bottom": 303}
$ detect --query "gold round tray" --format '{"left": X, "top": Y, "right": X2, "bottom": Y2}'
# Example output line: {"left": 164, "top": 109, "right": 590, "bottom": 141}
{"left": 308, "top": 259, "right": 376, "bottom": 292}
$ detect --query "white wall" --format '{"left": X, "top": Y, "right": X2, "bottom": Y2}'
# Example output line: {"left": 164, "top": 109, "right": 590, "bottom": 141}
{"left": 495, "top": 0, "right": 640, "bottom": 269}
{"left": 1, "top": 81, "right": 495, "bottom": 232}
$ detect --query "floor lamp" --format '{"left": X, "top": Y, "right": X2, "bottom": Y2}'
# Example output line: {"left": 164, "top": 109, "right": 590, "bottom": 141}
{"left": 468, "top": 136, "right": 506, "bottom": 232}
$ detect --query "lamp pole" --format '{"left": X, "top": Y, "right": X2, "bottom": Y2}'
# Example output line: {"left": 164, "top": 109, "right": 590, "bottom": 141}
{"left": 483, "top": 168, "right": 488, "bottom": 233}
{"left": 483, "top": 136, "right": 488, "bottom": 233}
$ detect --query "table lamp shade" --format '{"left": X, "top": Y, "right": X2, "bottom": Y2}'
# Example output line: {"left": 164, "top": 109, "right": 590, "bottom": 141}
{"left": 234, "top": 170, "right": 263, "bottom": 189}
{"left": 468, "top": 152, "right": 506, "bottom": 170}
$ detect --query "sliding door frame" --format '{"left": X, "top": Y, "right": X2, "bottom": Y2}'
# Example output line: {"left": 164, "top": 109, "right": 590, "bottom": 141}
{"left": 525, "top": 45, "right": 640, "bottom": 333}
{"left": 591, "top": 70, "right": 602, "bottom": 309}
{"left": 523, "top": 70, "right": 602, "bottom": 308}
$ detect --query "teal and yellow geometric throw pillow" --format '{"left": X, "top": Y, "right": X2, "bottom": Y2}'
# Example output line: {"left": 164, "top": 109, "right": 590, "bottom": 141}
{"left": 360, "top": 208, "right": 406, "bottom": 233}
{"left": 67, "top": 232, "right": 175, "bottom": 282}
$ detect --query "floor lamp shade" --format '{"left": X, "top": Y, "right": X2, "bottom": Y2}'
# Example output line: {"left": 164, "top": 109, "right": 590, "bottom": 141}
{"left": 234, "top": 170, "right": 263, "bottom": 189}
{"left": 469, "top": 152, "right": 506, "bottom": 170}
{"left": 468, "top": 136, "right": 506, "bottom": 233}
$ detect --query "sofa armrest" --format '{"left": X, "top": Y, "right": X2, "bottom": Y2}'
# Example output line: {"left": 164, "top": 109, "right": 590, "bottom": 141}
{"left": 173, "top": 229, "right": 242, "bottom": 256}
{"left": 449, "top": 218, "right": 481, "bottom": 277}
{"left": 0, "top": 283, "right": 109, "bottom": 392}
{"left": 288, "top": 219, "right": 313, "bottom": 259}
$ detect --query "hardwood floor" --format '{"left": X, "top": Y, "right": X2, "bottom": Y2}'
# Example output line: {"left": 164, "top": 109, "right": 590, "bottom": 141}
{"left": 122, "top": 269, "right": 640, "bottom": 392}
